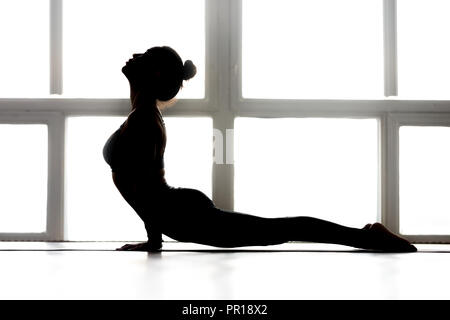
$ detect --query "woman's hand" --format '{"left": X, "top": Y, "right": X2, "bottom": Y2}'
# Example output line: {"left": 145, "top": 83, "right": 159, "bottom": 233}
{"left": 116, "top": 241, "right": 162, "bottom": 252}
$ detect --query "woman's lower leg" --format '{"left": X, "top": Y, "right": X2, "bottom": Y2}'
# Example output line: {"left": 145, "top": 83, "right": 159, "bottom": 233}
{"left": 270, "top": 216, "right": 416, "bottom": 251}
{"left": 270, "top": 216, "right": 372, "bottom": 249}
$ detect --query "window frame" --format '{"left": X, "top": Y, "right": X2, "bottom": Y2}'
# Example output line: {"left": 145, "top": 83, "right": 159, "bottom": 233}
{"left": 0, "top": 0, "right": 449, "bottom": 242}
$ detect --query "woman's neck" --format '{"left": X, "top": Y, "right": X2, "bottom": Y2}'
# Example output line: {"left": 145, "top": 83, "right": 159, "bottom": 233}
{"left": 130, "top": 90, "right": 158, "bottom": 112}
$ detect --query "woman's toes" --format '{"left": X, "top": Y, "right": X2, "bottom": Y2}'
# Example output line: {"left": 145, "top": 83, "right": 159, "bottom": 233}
{"left": 366, "top": 222, "right": 417, "bottom": 252}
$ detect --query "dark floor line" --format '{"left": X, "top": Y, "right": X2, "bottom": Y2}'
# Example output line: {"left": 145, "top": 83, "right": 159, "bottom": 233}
{"left": 0, "top": 249, "right": 446, "bottom": 253}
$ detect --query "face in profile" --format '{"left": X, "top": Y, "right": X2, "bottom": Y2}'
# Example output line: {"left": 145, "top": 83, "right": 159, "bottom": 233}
{"left": 122, "top": 53, "right": 145, "bottom": 81}
{"left": 121, "top": 48, "right": 168, "bottom": 92}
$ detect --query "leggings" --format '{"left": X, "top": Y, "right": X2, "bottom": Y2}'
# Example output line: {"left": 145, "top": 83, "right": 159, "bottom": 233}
{"left": 142, "top": 187, "right": 370, "bottom": 249}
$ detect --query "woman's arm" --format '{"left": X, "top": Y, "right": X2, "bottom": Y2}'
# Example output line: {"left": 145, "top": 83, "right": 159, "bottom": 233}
{"left": 115, "top": 214, "right": 163, "bottom": 252}
{"left": 145, "top": 222, "right": 163, "bottom": 251}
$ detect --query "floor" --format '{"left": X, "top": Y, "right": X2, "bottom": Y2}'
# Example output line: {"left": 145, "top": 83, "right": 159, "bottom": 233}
{"left": 0, "top": 241, "right": 449, "bottom": 300}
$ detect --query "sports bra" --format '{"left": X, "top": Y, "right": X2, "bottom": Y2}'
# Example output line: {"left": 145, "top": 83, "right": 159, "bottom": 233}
{"left": 103, "top": 107, "right": 166, "bottom": 178}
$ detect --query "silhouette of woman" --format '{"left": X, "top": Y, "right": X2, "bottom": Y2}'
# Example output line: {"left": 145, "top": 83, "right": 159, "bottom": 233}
{"left": 104, "top": 46, "right": 416, "bottom": 252}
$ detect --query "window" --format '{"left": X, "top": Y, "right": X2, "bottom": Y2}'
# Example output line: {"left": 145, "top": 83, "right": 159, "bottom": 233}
{"left": 235, "top": 118, "right": 378, "bottom": 227}
{"left": 242, "top": 0, "right": 383, "bottom": 99}
{"left": 1, "top": 1, "right": 450, "bottom": 243}
{"left": 400, "top": 126, "right": 450, "bottom": 235}
{"left": 397, "top": 0, "right": 450, "bottom": 98}
{"left": 0, "top": 124, "right": 48, "bottom": 232}
{"left": 0, "top": 0, "right": 49, "bottom": 97}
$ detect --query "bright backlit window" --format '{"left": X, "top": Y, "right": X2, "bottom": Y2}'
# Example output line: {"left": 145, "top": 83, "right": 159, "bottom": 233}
{"left": 242, "top": 0, "right": 383, "bottom": 99}
{"left": 0, "top": 0, "right": 49, "bottom": 97}
{"left": 234, "top": 118, "right": 378, "bottom": 228}
{"left": 400, "top": 126, "right": 450, "bottom": 235}
{"left": 63, "top": 0, "right": 205, "bottom": 98}
{"left": 0, "top": 124, "right": 48, "bottom": 232}
{"left": 2, "top": 0, "right": 450, "bottom": 243}
{"left": 65, "top": 116, "right": 212, "bottom": 241}
{"left": 397, "top": 0, "right": 450, "bottom": 99}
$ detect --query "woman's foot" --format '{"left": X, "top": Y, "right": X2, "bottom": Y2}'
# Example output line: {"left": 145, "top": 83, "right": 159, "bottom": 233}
{"left": 362, "top": 223, "right": 417, "bottom": 252}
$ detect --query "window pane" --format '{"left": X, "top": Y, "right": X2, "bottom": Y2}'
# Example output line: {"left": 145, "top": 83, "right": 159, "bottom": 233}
{"left": 65, "top": 116, "right": 212, "bottom": 241}
{"left": 63, "top": 0, "right": 205, "bottom": 98}
{"left": 234, "top": 118, "right": 378, "bottom": 228}
{"left": 0, "top": 0, "right": 49, "bottom": 97}
{"left": 164, "top": 118, "right": 212, "bottom": 195}
{"left": 397, "top": 0, "right": 450, "bottom": 98}
{"left": 242, "top": 0, "right": 383, "bottom": 99}
{"left": 0, "top": 124, "right": 47, "bottom": 232}
{"left": 400, "top": 126, "right": 450, "bottom": 235}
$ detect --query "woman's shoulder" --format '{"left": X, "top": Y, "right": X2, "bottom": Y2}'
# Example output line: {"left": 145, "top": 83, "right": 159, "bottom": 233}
{"left": 123, "top": 107, "right": 159, "bottom": 133}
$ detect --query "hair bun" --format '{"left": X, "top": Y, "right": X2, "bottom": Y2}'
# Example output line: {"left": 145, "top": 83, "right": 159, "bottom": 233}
{"left": 183, "top": 60, "right": 197, "bottom": 80}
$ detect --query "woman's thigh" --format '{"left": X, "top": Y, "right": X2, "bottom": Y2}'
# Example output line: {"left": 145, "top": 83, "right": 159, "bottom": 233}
{"left": 161, "top": 196, "right": 285, "bottom": 247}
{"left": 202, "top": 210, "right": 287, "bottom": 246}
{"left": 157, "top": 187, "right": 215, "bottom": 232}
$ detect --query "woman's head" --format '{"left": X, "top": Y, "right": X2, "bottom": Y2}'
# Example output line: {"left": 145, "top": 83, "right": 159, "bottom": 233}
{"left": 122, "top": 46, "right": 196, "bottom": 102}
